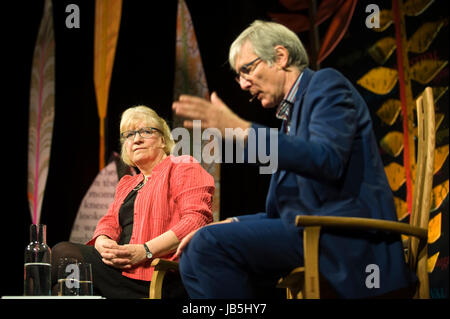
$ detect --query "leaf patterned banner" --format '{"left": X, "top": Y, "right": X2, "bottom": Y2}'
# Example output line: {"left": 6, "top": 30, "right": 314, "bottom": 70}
{"left": 384, "top": 162, "right": 406, "bottom": 191}
{"left": 357, "top": 67, "right": 398, "bottom": 95}
{"left": 94, "top": 0, "right": 122, "bottom": 170}
{"left": 408, "top": 20, "right": 445, "bottom": 53}
{"left": 403, "top": 0, "right": 434, "bottom": 16}
{"left": 409, "top": 59, "right": 448, "bottom": 84}
{"left": 428, "top": 212, "right": 442, "bottom": 244}
{"left": 376, "top": 98, "right": 402, "bottom": 125}
{"left": 339, "top": 0, "right": 448, "bottom": 294}
{"left": 27, "top": 0, "right": 55, "bottom": 225}
{"left": 380, "top": 131, "right": 404, "bottom": 157}
{"left": 173, "top": 0, "right": 221, "bottom": 221}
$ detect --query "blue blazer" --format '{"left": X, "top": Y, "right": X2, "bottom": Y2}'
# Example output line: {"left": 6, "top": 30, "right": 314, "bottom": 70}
{"left": 248, "top": 68, "right": 415, "bottom": 298}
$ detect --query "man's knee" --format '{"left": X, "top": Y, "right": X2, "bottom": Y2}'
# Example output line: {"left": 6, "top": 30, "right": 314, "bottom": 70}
{"left": 52, "top": 241, "right": 71, "bottom": 252}
{"left": 50, "top": 241, "right": 84, "bottom": 265}
{"left": 189, "top": 226, "right": 222, "bottom": 253}
{"left": 181, "top": 226, "right": 222, "bottom": 266}
{"left": 51, "top": 241, "right": 73, "bottom": 259}
{"left": 179, "top": 229, "right": 213, "bottom": 277}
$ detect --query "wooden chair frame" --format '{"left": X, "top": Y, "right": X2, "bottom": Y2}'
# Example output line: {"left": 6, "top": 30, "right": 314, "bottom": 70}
{"left": 278, "top": 87, "right": 435, "bottom": 299}
{"left": 149, "top": 258, "right": 180, "bottom": 299}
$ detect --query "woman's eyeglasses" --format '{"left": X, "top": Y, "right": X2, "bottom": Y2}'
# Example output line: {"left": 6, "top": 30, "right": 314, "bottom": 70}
{"left": 121, "top": 127, "right": 161, "bottom": 140}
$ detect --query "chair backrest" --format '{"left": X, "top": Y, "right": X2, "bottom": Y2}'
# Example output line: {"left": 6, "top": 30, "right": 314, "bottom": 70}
{"left": 409, "top": 86, "right": 435, "bottom": 298}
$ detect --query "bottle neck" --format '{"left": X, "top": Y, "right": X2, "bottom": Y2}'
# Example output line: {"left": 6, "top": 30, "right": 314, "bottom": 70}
{"left": 30, "top": 224, "right": 47, "bottom": 244}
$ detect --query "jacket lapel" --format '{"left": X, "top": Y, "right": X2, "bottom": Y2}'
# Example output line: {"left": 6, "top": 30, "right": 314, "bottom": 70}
{"left": 277, "top": 68, "right": 314, "bottom": 184}
{"left": 288, "top": 68, "right": 314, "bottom": 136}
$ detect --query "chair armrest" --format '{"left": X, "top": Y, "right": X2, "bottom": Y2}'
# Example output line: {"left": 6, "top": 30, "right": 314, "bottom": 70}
{"left": 295, "top": 215, "right": 427, "bottom": 239}
{"left": 149, "top": 258, "right": 180, "bottom": 299}
{"left": 151, "top": 258, "right": 179, "bottom": 271}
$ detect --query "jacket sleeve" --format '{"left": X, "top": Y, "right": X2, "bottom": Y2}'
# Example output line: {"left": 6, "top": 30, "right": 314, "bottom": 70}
{"left": 169, "top": 159, "right": 215, "bottom": 240}
{"left": 248, "top": 69, "right": 358, "bottom": 182}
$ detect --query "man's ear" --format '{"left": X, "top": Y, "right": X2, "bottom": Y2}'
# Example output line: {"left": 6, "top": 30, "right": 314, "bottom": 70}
{"left": 274, "top": 45, "right": 289, "bottom": 69}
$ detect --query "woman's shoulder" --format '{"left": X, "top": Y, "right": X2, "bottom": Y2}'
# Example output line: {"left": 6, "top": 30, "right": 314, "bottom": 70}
{"left": 117, "top": 173, "right": 140, "bottom": 187}
{"left": 167, "top": 155, "right": 211, "bottom": 174}
{"left": 167, "top": 155, "right": 214, "bottom": 187}
{"left": 167, "top": 154, "right": 200, "bottom": 166}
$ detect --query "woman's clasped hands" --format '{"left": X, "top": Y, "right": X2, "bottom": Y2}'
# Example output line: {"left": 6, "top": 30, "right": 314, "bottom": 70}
{"left": 94, "top": 235, "right": 146, "bottom": 269}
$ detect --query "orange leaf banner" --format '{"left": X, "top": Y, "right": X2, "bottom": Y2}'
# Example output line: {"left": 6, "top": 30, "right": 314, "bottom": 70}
{"left": 94, "top": 0, "right": 122, "bottom": 170}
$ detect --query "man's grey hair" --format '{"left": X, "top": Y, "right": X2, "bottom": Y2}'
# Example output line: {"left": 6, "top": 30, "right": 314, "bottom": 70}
{"left": 229, "top": 20, "right": 309, "bottom": 71}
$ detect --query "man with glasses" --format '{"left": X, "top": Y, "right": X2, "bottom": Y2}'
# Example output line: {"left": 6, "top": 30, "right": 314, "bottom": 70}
{"left": 172, "top": 20, "right": 415, "bottom": 298}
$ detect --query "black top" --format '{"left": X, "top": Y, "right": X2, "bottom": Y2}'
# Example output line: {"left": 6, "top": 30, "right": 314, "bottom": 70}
{"left": 118, "top": 180, "right": 145, "bottom": 245}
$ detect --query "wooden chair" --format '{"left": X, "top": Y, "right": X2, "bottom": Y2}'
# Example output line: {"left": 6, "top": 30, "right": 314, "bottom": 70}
{"left": 277, "top": 87, "right": 436, "bottom": 299}
{"left": 148, "top": 258, "right": 180, "bottom": 299}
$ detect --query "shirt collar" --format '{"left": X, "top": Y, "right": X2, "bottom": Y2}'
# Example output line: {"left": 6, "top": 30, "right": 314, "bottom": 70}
{"left": 140, "top": 154, "right": 170, "bottom": 182}
{"left": 275, "top": 72, "right": 303, "bottom": 121}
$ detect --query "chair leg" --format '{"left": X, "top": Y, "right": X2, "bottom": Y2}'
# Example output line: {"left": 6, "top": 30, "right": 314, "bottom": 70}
{"left": 303, "top": 226, "right": 321, "bottom": 299}
{"left": 286, "top": 287, "right": 304, "bottom": 299}
{"left": 415, "top": 245, "right": 430, "bottom": 299}
{"left": 286, "top": 288, "right": 293, "bottom": 299}
{"left": 149, "top": 269, "right": 167, "bottom": 299}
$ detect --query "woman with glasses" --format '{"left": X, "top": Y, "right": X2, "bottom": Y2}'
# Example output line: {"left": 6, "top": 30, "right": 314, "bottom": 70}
{"left": 51, "top": 105, "right": 215, "bottom": 298}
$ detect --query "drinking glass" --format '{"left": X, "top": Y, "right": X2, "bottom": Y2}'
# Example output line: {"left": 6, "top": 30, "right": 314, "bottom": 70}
{"left": 57, "top": 257, "right": 79, "bottom": 296}
{"left": 77, "top": 263, "right": 93, "bottom": 296}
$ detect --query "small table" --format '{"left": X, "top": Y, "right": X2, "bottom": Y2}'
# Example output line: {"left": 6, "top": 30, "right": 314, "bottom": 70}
{"left": 2, "top": 296, "right": 105, "bottom": 299}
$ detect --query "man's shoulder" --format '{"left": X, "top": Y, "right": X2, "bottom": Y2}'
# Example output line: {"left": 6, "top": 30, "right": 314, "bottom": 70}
{"left": 303, "top": 67, "right": 354, "bottom": 95}
{"left": 310, "top": 67, "right": 346, "bottom": 81}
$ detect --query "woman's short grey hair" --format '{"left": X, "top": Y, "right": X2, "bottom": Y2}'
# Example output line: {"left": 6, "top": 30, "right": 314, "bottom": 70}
{"left": 119, "top": 105, "right": 175, "bottom": 166}
{"left": 229, "top": 20, "right": 309, "bottom": 72}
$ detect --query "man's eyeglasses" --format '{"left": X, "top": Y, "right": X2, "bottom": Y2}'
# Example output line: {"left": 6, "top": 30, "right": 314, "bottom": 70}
{"left": 235, "top": 57, "right": 261, "bottom": 84}
{"left": 121, "top": 127, "right": 161, "bottom": 140}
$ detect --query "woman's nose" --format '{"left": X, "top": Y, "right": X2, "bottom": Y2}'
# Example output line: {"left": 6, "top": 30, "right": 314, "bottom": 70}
{"left": 133, "top": 132, "right": 143, "bottom": 142}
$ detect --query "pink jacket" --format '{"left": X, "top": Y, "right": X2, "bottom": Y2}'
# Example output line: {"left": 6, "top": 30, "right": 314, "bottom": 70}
{"left": 87, "top": 155, "right": 214, "bottom": 281}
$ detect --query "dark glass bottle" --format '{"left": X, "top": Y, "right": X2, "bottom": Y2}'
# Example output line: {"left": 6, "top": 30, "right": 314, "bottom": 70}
{"left": 24, "top": 224, "right": 52, "bottom": 296}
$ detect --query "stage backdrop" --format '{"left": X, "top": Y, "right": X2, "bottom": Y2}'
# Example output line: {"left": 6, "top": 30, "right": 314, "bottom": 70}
{"left": 316, "top": 0, "right": 448, "bottom": 298}
{"left": 4, "top": 0, "right": 447, "bottom": 298}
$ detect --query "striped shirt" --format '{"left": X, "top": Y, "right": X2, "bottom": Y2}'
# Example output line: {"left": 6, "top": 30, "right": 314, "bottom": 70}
{"left": 275, "top": 72, "right": 303, "bottom": 133}
{"left": 87, "top": 155, "right": 215, "bottom": 281}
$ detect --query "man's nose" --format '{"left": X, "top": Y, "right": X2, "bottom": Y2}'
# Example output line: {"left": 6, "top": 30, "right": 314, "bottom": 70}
{"left": 238, "top": 76, "right": 252, "bottom": 90}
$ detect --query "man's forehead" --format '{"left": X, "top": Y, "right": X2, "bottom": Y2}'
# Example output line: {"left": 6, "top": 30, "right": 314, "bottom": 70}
{"left": 235, "top": 41, "right": 257, "bottom": 69}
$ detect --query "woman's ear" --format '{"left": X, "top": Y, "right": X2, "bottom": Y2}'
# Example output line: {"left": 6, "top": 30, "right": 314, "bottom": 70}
{"left": 160, "top": 136, "right": 166, "bottom": 150}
